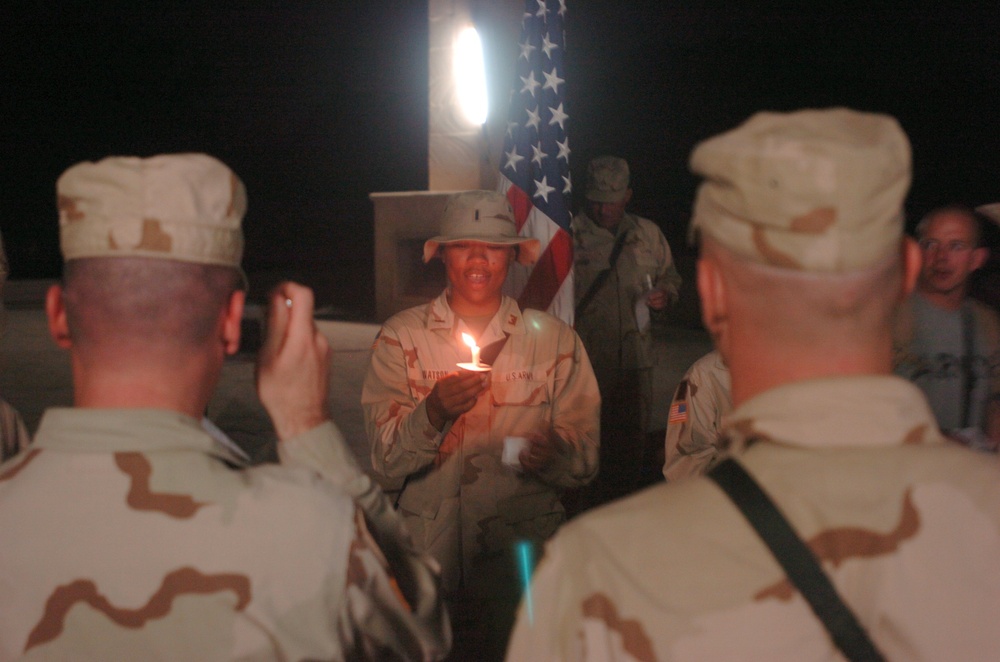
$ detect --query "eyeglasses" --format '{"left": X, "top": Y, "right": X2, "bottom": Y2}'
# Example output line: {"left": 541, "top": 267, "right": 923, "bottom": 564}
{"left": 918, "top": 239, "right": 975, "bottom": 254}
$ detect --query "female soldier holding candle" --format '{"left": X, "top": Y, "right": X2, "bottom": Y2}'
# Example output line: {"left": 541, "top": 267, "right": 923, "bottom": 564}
{"left": 362, "top": 190, "right": 599, "bottom": 660}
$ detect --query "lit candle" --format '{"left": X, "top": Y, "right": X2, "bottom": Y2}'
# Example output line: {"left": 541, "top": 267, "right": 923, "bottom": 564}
{"left": 461, "top": 333, "right": 481, "bottom": 367}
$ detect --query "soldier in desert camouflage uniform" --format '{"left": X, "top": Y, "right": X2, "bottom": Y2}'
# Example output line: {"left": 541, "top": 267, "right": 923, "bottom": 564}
{"left": 0, "top": 154, "right": 449, "bottom": 660}
{"left": 572, "top": 156, "right": 682, "bottom": 504}
{"left": 662, "top": 349, "right": 731, "bottom": 481}
{"left": 362, "top": 190, "right": 599, "bottom": 660}
{"left": 507, "top": 109, "right": 1000, "bottom": 661}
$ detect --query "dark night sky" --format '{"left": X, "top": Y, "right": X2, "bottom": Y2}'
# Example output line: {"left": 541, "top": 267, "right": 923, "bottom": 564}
{"left": 3, "top": 1, "right": 999, "bottom": 317}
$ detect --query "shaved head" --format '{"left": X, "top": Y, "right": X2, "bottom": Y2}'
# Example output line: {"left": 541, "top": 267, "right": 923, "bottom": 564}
{"left": 698, "top": 235, "right": 916, "bottom": 404}
{"left": 703, "top": 237, "right": 905, "bottom": 346}
{"left": 62, "top": 258, "right": 242, "bottom": 355}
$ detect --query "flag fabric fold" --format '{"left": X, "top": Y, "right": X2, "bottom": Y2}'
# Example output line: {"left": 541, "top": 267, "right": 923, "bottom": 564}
{"left": 498, "top": 0, "right": 574, "bottom": 325}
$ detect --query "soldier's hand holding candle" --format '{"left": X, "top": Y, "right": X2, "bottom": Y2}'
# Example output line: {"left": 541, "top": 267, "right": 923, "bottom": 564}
{"left": 425, "top": 371, "right": 488, "bottom": 431}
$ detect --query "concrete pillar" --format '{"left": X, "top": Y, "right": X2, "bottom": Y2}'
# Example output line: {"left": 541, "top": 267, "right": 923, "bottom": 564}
{"left": 428, "top": 0, "right": 522, "bottom": 191}
{"left": 371, "top": 1, "right": 524, "bottom": 321}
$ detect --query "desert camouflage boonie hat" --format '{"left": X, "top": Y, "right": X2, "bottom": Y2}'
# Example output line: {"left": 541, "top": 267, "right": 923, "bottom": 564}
{"left": 423, "top": 190, "right": 540, "bottom": 266}
{"left": 57, "top": 154, "right": 246, "bottom": 277}
{"left": 585, "top": 156, "right": 630, "bottom": 203}
{"left": 689, "top": 108, "right": 912, "bottom": 272}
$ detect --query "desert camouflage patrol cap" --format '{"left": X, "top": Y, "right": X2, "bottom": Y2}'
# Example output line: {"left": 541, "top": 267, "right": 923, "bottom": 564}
{"left": 423, "top": 190, "right": 540, "bottom": 266}
{"left": 57, "top": 154, "right": 246, "bottom": 276}
{"left": 689, "top": 108, "right": 912, "bottom": 272}
{"left": 585, "top": 156, "right": 630, "bottom": 203}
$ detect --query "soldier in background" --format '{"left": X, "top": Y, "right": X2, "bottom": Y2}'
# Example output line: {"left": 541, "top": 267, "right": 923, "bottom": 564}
{"left": 507, "top": 109, "right": 1000, "bottom": 660}
{"left": 363, "top": 190, "right": 599, "bottom": 660}
{"left": 0, "top": 229, "right": 30, "bottom": 462}
{"left": 0, "top": 154, "right": 449, "bottom": 660}
{"left": 572, "top": 156, "right": 682, "bottom": 506}
{"left": 662, "top": 349, "right": 731, "bottom": 481}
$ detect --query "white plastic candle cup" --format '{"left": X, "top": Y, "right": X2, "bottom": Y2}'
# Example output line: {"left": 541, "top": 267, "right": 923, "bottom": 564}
{"left": 503, "top": 436, "right": 529, "bottom": 471}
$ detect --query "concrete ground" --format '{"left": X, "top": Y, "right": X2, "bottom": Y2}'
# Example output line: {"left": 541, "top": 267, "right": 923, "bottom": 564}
{"left": 0, "top": 280, "right": 713, "bottom": 487}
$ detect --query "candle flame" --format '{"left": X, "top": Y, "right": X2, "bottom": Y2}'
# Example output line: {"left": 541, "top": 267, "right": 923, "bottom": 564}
{"left": 461, "top": 333, "right": 477, "bottom": 349}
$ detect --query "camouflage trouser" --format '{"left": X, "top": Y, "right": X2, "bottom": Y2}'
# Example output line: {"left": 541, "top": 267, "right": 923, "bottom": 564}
{"left": 444, "top": 539, "right": 543, "bottom": 662}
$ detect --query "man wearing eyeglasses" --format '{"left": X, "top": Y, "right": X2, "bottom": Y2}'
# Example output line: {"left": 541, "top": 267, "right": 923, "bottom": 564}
{"left": 895, "top": 206, "right": 1000, "bottom": 451}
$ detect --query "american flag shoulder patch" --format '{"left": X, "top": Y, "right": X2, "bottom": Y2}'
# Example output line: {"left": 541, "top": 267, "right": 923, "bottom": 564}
{"left": 668, "top": 401, "right": 688, "bottom": 424}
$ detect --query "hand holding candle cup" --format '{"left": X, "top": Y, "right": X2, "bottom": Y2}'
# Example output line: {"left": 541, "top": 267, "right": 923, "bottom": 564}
{"left": 424, "top": 370, "right": 489, "bottom": 431}
{"left": 516, "top": 432, "right": 559, "bottom": 474}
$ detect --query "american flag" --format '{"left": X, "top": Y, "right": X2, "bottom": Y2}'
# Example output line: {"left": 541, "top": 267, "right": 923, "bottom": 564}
{"left": 498, "top": 0, "right": 574, "bottom": 324}
{"left": 668, "top": 401, "right": 688, "bottom": 424}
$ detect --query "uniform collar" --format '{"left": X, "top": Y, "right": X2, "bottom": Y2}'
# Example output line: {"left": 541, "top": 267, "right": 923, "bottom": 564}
{"left": 33, "top": 408, "right": 250, "bottom": 467}
{"left": 426, "top": 289, "right": 526, "bottom": 347}
{"left": 722, "top": 375, "right": 943, "bottom": 453}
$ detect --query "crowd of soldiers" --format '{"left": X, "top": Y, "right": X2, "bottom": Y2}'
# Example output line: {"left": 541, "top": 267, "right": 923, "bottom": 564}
{"left": 1, "top": 107, "right": 999, "bottom": 661}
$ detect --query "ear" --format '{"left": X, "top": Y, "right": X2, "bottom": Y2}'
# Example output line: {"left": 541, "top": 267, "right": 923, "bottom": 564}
{"left": 696, "top": 253, "right": 729, "bottom": 351}
{"left": 901, "top": 237, "right": 922, "bottom": 298}
{"left": 971, "top": 246, "right": 989, "bottom": 272}
{"left": 623, "top": 188, "right": 633, "bottom": 206}
{"left": 45, "top": 284, "right": 72, "bottom": 349}
{"left": 221, "top": 289, "right": 246, "bottom": 356}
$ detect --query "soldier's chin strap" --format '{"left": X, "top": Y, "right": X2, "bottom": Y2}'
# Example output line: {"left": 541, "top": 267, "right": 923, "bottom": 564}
{"left": 708, "top": 458, "right": 886, "bottom": 662}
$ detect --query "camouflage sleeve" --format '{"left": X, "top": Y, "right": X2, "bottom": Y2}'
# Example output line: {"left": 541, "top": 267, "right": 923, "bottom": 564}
{"left": 663, "top": 358, "right": 727, "bottom": 481}
{"left": 278, "top": 421, "right": 451, "bottom": 657}
{"left": 511, "top": 529, "right": 662, "bottom": 661}
{"left": 339, "top": 510, "right": 452, "bottom": 660}
{"left": 506, "top": 536, "right": 578, "bottom": 661}
{"left": 663, "top": 377, "right": 693, "bottom": 480}
{"left": 533, "top": 324, "right": 601, "bottom": 488}
{"left": 362, "top": 325, "right": 445, "bottom": 479}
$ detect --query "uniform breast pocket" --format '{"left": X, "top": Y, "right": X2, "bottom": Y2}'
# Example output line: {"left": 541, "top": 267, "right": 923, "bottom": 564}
{"left": 491, "top": 380, "right": 550, "bottom": 409}
{"left": 632, "top": 245, "right": 660, "bottom": 274}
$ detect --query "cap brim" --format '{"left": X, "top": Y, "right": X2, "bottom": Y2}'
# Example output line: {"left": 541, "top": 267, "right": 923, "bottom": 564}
{"left": 423, "top": 236, "right": 541, "bottom": 266}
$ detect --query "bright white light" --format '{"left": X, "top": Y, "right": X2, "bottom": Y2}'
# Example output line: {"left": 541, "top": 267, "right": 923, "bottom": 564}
{"left": 454, "top": 26, "right": 488, "bottom": 125}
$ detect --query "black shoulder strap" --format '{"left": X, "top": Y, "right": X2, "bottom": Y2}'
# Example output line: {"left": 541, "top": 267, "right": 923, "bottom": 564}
{"left": 575, "top": 228, "right": 629, "bottom": 318}
{"left": 707, "top": 458, "right": 885, "bottom": 662}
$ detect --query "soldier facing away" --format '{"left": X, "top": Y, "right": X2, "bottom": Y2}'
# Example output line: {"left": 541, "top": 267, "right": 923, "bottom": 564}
{"left": 507, "top": 109, "right": 1000, "bottom": 660}
{"left": 0, "top": 154, "right": 450, "bottom": 660}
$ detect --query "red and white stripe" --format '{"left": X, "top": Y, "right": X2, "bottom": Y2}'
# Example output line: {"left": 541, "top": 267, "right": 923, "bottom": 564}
{"left": 499, "top": 174, "right": 574, "bottom": 325}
